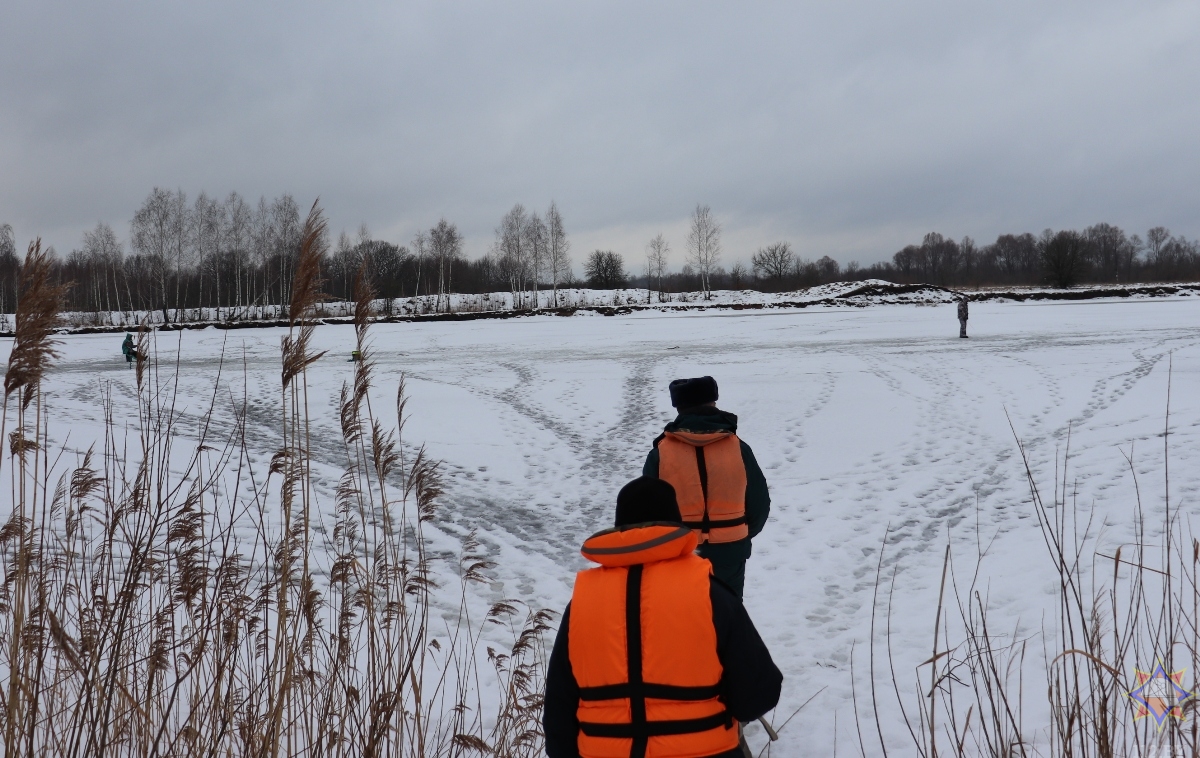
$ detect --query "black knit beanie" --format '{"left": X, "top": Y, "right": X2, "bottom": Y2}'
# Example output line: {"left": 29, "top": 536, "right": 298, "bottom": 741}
{"left": 614, "top": 477, "right": 682, "bottom": 527}
{"left": 668, "top": 376, "right": 718, "bottom": 409}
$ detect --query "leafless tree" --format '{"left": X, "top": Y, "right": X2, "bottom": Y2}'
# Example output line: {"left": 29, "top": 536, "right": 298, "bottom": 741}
{"left": 990, "top": 233, "right": 1039, "bottom": 282}
{"left": 686, "top": 204, "right": 721, "bottom": 299}
{"left": 816, "top": 255, "right": 840, "bottom": 282}
{"left": 0, "top": 224, "right": 15, "bottom": 315}
{"left": 729, "top": 262, "right": 748, "bottom": 289}
{"left": 224, "top": 192, "right": 252, "bottom": 309}
{"left": 645, "top": 233, "right": 669, "bottom": 303}
{"left": 546, "top": 201, "right": 571, "bottom": 307}
{"left": 1042, "top": 229, "right": 1084, "bottom": 288}
{"left": 1146, "top": 226, "right": 1171, "bottom": 273}
{"left": 751, "top": 241, "right": 794, "bottom": 288}
{"left": 331, "top": 231, "right": 358, "bottom": 301}
{"left": 411, "top": 229, "right": 429, "bottom": 300}
{"left": 271, "top": 194, "right": 301, "bottom": 312}
{"left": 250, "top": 196, "right": 273, "bottom": 316}
{"left": 496, "top": 204, "right": 529, "bottom": 309}
{"left": 920, "top": 232, "right": 959, "bottom": 284}
{"left": 130, "top": 187, "right": 178, "bottom": 320}
{"left": 166, "top": 189, "right": 191, "bottom": 319}
{"left": 584, "top": 250, "right": 627, "bottom": 289}
{"left": 429, "top": 218, "right": 463, "bottom": 312}
{"left": 524, "top": 212, "right": 547, "bottom": 309}
{"left": 1082, "top": 223, "right": 1129, "bottom": 282}
{"left": 81, "top": 222, "right": 124, "bottom": 317}
{"left": 194, "top": 192, "right": 225, "bottom": 313}
{"left": 959, "top": 236, "right": 977, "bottom": 284}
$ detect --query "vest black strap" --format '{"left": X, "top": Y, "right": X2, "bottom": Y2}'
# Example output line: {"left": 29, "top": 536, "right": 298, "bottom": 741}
{"left": 626, "top": 564, "right": 648, "bottom": 758}
{"left": 681, "top": 516, "right": 747, "bottom": 530}
{"left": 578, "top": 682, "right": 721, "bottom": 701}
{"left": 694, "top": 446, "right": 710, "bottom": 534}
{"left": 578, "top": 711, "right": 732, "bottom": 739}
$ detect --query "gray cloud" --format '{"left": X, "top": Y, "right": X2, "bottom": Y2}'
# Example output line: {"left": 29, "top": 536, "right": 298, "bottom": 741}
{"left": 2, "top": 0, "right": 1198, "bottom": 266}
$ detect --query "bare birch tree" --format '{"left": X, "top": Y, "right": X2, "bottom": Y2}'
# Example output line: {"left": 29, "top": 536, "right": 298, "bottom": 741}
{"left": 686, "top": 204, "right": 721, "bottom": 299}
{"left": 411, "top": 229, "right": 429, "bottom": 302}
{"left": 271, "top": 194, "right": 301, "bottom": 311}
{"left": 525, "top": 212, "right": 547, "bottom": 309}
{"left": 250, "top": 196, "right": 273, "bottom": 316}
{"left": 646, "top": 233, "right": 669, "bottom": 304}
{"left": 130, "top": 187, "right": 176, "bottom": 321}
{"left": 496, "top": 204, "right": 528, "bottom": 309}
{"left": 81, "top": 222, "right": 123, "bottom": 318}
{"left": 194, "top": 192, "right": 225, "bottom": 313}
{"left": 224, "top": 192, "right": 252, "bottom": 309}
{"left": 167, "top": 189, "right": 190, "bottom": 319}
{"left": 546, "top": 201, "right": 571, "bottom": 307}
{"left": 430, "top": 219, "right": 462, "bottom": 312}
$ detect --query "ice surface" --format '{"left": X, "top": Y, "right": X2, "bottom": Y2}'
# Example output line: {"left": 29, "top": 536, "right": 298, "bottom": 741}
{"left": 10, "top": 295, "right": 1200, "bottom": 754}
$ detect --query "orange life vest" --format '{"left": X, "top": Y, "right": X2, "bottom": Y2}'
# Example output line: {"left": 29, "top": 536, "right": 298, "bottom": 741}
{"left": 656, "top": 431, "right": 749, "bottom": 544}
{"left": 569, "top": 523, "right": 739, "bottom": 758}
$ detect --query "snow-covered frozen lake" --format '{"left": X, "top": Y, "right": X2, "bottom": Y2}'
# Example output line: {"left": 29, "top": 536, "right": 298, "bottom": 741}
{"left": 21, "top": 296, "right": 1200, "bottom": 754}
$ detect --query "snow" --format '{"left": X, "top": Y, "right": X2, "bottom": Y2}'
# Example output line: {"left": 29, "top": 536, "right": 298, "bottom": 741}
{"left": 11, "top": 295, "right": 1200, "bottom": 754}
{"left": 26, "top": 279, "right": 1200, "bottom": 334}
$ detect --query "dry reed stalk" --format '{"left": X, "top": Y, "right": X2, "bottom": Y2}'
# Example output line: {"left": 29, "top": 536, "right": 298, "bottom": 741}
{"left": 0, "top": 215, "right": 554, "bottom": 757}
{"left": 3, "top": 239, "right": 67, "bottom": 406}
{"left": 867, "top": 381, "right": 1199, "bottom": 757}
{"left": 265, "top": 200, "right": 329, "bottom": 758}
{"left": 1, "top": 238, "right": 67, "bottom": 757}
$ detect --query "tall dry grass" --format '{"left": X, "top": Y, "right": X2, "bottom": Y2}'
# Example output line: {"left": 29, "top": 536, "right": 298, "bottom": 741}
{"left": 863, "top": 381, "right": 1199, "bottom": 757}
{"left": 0, "top": 210, "right": 552, "bottom": 757}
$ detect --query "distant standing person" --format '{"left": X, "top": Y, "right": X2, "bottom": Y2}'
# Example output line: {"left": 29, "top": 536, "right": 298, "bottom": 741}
{"left": 643, "top": 376, "right": 770, "bottom": 599}
{"left": 957, "top": 295, "right": 969, "bottom": 338}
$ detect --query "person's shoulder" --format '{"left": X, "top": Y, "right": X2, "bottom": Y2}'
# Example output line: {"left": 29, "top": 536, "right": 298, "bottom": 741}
{"left": 737, "top": 438, "right": 759, "bottom": 459}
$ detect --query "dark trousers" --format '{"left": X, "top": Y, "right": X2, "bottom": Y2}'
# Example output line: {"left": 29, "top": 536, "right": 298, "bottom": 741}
{"left": 698, "top": 546, "right": 747, "bottom": 599}
{"left": 959, "top": 318, "right": 968, "bottom": 338}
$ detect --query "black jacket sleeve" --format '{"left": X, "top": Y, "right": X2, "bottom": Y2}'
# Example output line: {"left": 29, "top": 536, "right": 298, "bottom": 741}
{"left": 643, "top": 445, "right": 660, "bottom": 478}
{"left": 710, "top": 576, "right": 782, "bottom": 721}
{"left": 740, "top": 441, "right": 771, "bottom": 540}
{"left": 543, "top": 603, "right": 581, "bottom": 758}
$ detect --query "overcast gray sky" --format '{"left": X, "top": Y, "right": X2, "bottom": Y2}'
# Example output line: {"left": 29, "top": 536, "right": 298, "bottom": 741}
{"left": 2, "top": 0, "right": 1198, "bottom": 267}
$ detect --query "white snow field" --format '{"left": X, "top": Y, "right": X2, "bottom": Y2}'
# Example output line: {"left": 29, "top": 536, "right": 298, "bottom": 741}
{"left": 15, "top": 295, "right": 1200, "bottom": 754}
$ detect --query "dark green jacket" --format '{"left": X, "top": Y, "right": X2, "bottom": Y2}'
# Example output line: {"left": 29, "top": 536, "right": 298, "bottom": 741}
{"left": 643, "top": 407, "right": 770, "bottom": 561}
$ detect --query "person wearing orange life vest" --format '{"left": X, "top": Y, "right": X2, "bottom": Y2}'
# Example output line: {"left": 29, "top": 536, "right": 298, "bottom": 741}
{"left": 543, "top": 477, "right": 782, "bottom": 758}
{"left": 643, "top": 377, "right": 769, "bottom": 599}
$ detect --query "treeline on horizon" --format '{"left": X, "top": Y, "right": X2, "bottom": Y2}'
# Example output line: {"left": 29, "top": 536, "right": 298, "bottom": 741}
{"left": 2, "top": 187, "right": 1199, "bottom": 319}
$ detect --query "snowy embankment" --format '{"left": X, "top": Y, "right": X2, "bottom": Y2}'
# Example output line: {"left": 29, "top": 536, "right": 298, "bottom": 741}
{"left": 9, "top": 278, "right": 1200, "bottom": 335}
{"left": 8, "top": 295, "right": 1200, "bottom": 754}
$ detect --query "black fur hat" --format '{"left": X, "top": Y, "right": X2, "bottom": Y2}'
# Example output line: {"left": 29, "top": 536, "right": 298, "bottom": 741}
{"left": 614, "top": 477, "right": 682, "bottom": 526}
{"left": 668, "top": 376, "right": 718, "bottom": 409}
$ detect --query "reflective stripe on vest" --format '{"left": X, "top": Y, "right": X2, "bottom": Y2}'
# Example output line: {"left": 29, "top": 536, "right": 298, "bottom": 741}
{"left": 569, "top": 538, "right": 738, "bottom": 758}
{"left": 657, "top": 432, "right": 749, "bottom": 544}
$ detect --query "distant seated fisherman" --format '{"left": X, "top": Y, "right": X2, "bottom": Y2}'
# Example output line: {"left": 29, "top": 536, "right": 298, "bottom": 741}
{"left": 643, "top": 377, "right": 770, "bottom": 599}
{"left": 121, "top": 333, "right": 137, "bottom": 365}
{"left": 543, "top": 477, "right": 782, "bottom": 758}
